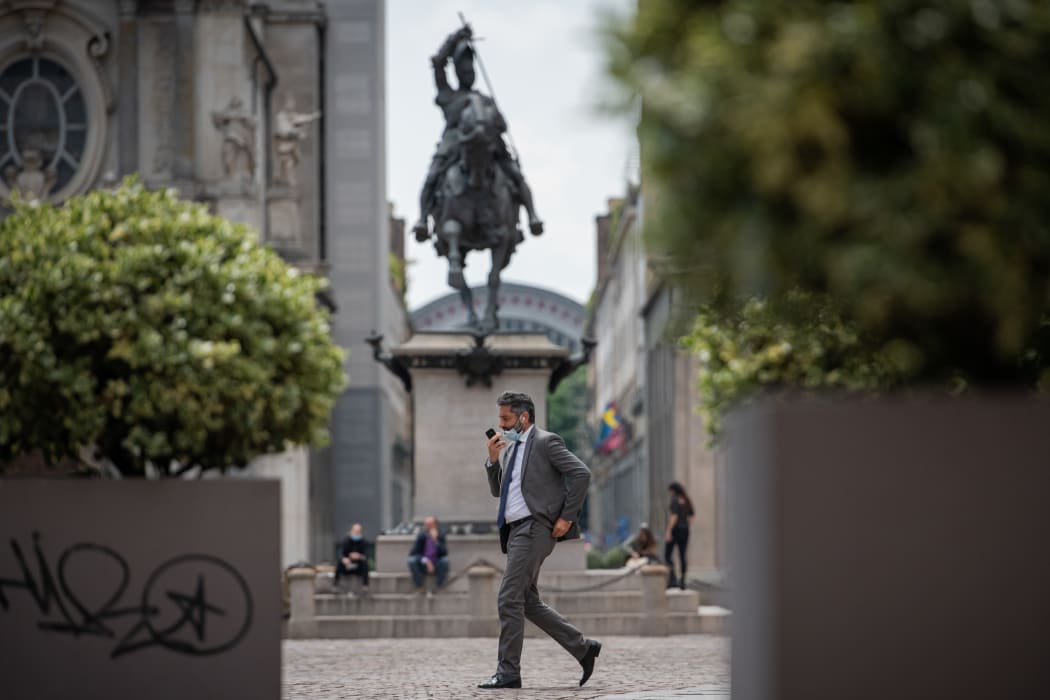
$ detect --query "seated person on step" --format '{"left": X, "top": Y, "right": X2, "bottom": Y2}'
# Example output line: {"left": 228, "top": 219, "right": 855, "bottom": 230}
{"left": 627, "top": 524, "right": 661, "bottom": 566}
{"left": 335, "top": 522, "right": 370, "bottom": 594}
{"left": 407, "top": 515, "right": 449, "bottom": 595}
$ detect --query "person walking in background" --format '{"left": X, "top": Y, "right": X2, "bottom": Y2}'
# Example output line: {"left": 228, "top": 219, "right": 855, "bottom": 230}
{"left": 665, "top": 482, "right": 695, "bottom": 590}
{"left": 408, "top": 515, "right": 450, "bottom": 596}
{"left": 477, "top": 391, "right": 601, "bottom": 690}
{"left": 335, "top": 523, "right": 370, "bottom": 595}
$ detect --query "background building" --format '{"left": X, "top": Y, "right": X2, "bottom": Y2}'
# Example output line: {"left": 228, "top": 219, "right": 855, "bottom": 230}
{"left": 588, "top": 186, "right": 725, "bottom": 579}
{"left": 0, "top": 0, "right": 409, "bottom": 566}
{"left": 317, "top": 0, "right": 410, "bottom": 563}
{"left": 411, "top": 282, "right": 587, "bottom": 354}
{"left": 588, "top": 188, "right": 648, "bottom": 548}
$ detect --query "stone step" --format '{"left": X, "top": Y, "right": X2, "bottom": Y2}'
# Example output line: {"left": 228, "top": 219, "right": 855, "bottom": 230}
{"left": 314, "top": 611, "right": 710, "bottom": 638}
{"left": 315, "top": 614, "right": 472, "bottom": 638}
{"left": 317, "top": 571, "right": 469, "bottom": 595}
{"left": 697, "top": 605, "right": 731, "bottom": 635}
{"left": 316, "top": 593, "right": 471, "bottom": 616}
{"left": 543, "top": 589, "right": 700, "bottom": 614}
{"left": 318, "top": 568, "right": 657, "bottom": 596}
{"left": 534, "top": 569, "right": 653, "bottom": 593}
{"left": 313, "top": 589, "right": 701, "bottom": 616}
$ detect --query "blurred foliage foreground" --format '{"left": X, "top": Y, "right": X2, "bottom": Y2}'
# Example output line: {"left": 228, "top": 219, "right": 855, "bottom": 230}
{"left": 0, "top": 180, "right": 346, "bottom": 477}
{"left": 607, "top": 0, "right": 1050, "bottom": 436}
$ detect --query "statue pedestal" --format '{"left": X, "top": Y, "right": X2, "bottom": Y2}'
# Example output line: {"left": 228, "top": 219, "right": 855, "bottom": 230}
{"left": 266, "top": 187, "right": 305, "bottom": 259}
{"left": 375, "top": 331, "right": 586, "bottom": 571}
{"left": 208, "top": 182, "right": 263, "bottom": 234}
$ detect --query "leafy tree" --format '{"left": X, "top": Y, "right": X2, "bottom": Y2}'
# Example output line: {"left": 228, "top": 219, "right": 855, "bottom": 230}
{"left": 548, "top": 365, "right": 590, "bottom": 528}
{"left": 0, "top": 180, "right": 346, "bottom": 476}
{"left": 547, "top": 365, "right": 589, "bottom": 456}
{"left": 607, "top": 1, "right": 1050, "bottom": 390}
{"left": 388, "top": 252, "right": 407, "bottom": 301}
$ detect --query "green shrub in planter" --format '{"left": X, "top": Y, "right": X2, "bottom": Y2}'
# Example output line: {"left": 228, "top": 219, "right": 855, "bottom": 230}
{"left": 585, "top": 546, "right": 629, "bottom": 570}
{"left": 0, "top": 180, "right": 346, "bottom": 476}
{"left": 684, "top": 291, "right": 902, "bottom": 439}
{"left": 607, "top": 1, "right": 1050, "bottom": 389}
{"left": 602, "top": 547, "right": 629, "bottom": 569}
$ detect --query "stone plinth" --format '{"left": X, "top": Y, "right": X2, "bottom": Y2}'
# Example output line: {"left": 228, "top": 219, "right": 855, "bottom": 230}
{"left": 391, "top": 332, "right": 568, "bottom": 524}
{"left": 267, "top": 186, "right": 305, "bottom": 258}
{"left": 210, "top": 182, "right": 263, "bottom": 233}
{"left": 249, "top": 446, "right": 310, "bottom": 568}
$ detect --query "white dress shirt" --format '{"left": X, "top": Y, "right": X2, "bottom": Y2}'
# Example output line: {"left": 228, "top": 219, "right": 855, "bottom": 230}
{"left": 502, "top": 425, "right": 533, "bottom": 523}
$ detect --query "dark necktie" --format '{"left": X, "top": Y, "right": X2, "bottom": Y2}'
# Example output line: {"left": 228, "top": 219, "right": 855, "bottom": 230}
{"left": 496, "top": 440, "right": 521, "bottom": 529}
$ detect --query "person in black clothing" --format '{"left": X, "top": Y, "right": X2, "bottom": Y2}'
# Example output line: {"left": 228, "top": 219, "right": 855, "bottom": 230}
{"left": 335, "top": 522, "right": 370, "bottom": 594}
{"left": 664, "top": 482, "right": 695, "bottom": 589}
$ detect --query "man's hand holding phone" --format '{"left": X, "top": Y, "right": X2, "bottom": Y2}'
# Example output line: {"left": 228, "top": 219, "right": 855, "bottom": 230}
{"left": 485, "top": 428, "right": 506, "bottom": 463}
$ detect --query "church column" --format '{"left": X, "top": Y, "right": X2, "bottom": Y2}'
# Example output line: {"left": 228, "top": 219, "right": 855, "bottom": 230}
{"left": 117, "top": 1, "right": 139, "bottom": 177}
{"left": 172, "top": 0, "right": 196, "bottom": 183}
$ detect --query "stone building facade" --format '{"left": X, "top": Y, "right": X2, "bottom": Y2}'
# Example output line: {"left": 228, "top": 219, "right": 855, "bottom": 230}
{"left": 588, "top": 186, "right": 724, "bottom": 578}
{"left": 588, "top": 189, "right": 649, "bottom": 549}
{"left": 0, "top": 0, "right": 410, "bottom": 566}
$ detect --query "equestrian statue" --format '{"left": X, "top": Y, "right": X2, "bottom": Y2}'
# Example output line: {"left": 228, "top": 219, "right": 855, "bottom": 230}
{"left": 413, "top": 23, "right": 544, "bottom": 334}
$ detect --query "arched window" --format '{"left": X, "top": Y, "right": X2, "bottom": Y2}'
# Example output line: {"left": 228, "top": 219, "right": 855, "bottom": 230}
{"left": 0, "top": 56, "right": 87, "bottom": 198}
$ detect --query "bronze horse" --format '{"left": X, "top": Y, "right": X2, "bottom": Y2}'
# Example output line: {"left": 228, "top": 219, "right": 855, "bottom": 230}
{"left": 428, "top": 93, "right": 524, "bottom": 333}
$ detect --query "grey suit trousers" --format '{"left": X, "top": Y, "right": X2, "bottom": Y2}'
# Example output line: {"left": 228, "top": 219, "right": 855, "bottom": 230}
{"left": 497, "top": 517, "right": 588, "bottom": 678}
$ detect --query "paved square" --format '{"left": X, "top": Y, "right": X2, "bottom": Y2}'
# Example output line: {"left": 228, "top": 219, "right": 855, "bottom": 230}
{"left": 283, "top": 635, "right": 729, "bottom": 699}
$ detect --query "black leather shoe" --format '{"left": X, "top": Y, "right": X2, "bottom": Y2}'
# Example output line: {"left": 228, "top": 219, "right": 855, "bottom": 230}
{"left": 477, "top": 674, "right": 522, "bottom": 689}
{"left": 579, "top": 639, "right": 602, "bottom": 686}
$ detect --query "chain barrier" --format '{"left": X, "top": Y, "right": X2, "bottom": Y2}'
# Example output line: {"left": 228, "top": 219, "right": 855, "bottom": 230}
{"left": 436, "top": 556, "right": 648, "bottom": 594}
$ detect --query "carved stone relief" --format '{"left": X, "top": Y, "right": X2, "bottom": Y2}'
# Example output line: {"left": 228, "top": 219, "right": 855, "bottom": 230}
{"left": 272, "top": 93, "right": 320, "bottom": 190}
{"left": 3, "top": 148, "right": 57, "bottom": 202}
{"left": 211, "top": 96, "right": 256, "bottom": 182}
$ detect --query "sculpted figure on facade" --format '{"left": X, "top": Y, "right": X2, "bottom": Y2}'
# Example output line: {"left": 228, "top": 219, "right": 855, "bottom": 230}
{"left": 272, "top": 94, "right": 321, "bottom": 189}
{"left": 211, "top": 96, "right": 256, "bottom": 182}
{"left": 3, "top": 148, "right": 57, "bottom": 202}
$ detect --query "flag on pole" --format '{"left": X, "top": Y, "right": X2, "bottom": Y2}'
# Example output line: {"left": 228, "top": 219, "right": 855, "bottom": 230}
{"left": 594, "top": 402, "right": 627, "bottom": 454}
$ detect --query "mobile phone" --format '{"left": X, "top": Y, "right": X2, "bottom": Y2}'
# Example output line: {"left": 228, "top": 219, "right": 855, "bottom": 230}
{"left": 485, "top": 428, "right": 497, "bottom": 440}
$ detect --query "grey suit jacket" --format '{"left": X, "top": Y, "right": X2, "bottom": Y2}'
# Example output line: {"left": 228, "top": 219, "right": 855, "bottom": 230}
{"left": 485, "top": 427, "right": 590, "bottom": 553}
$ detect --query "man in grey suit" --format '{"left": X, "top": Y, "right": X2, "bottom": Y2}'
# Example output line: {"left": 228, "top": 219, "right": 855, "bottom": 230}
{"left": 477, "top": 391, "right": 602, "bottom": 690}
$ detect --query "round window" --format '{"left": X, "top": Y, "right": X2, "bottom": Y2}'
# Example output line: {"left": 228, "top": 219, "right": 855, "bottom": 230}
{"left": 0, "top": 56, "right": 87, "bottom": 197}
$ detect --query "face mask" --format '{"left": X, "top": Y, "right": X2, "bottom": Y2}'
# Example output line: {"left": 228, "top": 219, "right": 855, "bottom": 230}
{"left": 502, "top": 416, "right": 525, "bottom": 443}
{"left": 350, "top": 534, "right": 362, "bottom": 541}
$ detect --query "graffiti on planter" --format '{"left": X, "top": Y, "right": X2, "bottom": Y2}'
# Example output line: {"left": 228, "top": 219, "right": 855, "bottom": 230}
{"left": 0, "top": 532, "right": 253, "bottom": 658}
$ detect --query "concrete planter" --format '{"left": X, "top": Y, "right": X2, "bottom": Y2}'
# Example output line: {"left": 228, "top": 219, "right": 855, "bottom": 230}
{"left": 0, "top": 479, "right": 281, "bottom": 700}
{"left": 726, "top": 396, "right": 1050, "bottom": 700}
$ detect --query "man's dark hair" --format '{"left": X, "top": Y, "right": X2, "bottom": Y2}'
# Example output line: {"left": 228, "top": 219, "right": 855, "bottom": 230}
{"left": 496, "top": 391, "right": 535, "bottom": 423}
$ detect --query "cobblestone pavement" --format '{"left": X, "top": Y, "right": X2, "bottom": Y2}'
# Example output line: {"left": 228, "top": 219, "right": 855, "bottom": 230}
{"left": 284, "top": 635, "right": 729, "bottom": 700}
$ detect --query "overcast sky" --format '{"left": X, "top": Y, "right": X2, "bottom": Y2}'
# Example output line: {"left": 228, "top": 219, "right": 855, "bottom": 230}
{"left": 385, "top": 0, "right": 637, "bottom": 310}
